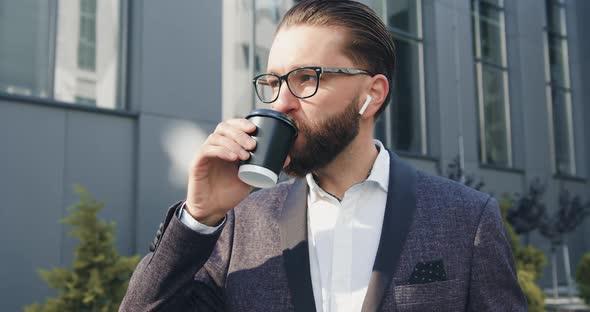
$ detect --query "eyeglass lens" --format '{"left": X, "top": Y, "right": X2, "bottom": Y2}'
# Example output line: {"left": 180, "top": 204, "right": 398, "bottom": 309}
{"left": 255, "top": 68, "right": 319, "bottom": 102}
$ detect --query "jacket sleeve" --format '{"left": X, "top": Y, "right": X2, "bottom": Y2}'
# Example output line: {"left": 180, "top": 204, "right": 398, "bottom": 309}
{"left": 466, "top": 197, "right": 528, "bottom": 311}
{"left": 119, "top": 201, "right": 234, "bottom": 311}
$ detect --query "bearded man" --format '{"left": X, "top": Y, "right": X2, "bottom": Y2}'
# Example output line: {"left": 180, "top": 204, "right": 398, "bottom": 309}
{"left": 120, "top": 1, "right": 526, "bottom": 311}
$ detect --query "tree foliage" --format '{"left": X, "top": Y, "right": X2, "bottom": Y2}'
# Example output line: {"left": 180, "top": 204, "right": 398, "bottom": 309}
{"left": 576, "top": 253, "right": 590, "bottom": 304}
{"left": 500, "top": 195, "right": 546, "bottom": 311}
{"left": 24, "top": 185, "right": 139, "bottom": 312}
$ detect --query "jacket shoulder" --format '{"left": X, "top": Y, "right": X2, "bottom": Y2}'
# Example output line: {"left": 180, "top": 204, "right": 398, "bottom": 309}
{"left": 414, "top": 170, "right": 494, "bottom": 222}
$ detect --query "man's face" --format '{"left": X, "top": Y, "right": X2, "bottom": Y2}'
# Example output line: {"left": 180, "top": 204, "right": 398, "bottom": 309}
{"left": 266, "top": 25, "right": 367, "bottom": 177}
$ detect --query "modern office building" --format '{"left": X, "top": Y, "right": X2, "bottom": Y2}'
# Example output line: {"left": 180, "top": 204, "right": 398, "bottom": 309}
{"left": 1, "top": 0, "right": 588, "bottom": 310}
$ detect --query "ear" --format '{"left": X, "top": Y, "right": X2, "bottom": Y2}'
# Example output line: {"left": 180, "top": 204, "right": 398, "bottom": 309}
{"left": 359, "top": 74, "right": 389, "bottom": 120}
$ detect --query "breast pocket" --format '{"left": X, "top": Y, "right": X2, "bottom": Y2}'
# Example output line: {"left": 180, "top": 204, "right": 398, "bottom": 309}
{"left": 388, "top": 279, "right": 466, "bottom": 312}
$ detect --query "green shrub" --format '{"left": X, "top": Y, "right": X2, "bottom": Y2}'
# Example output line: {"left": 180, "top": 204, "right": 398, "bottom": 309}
{"left": 576, "top": 253, "right": 590, "bottom": 304}
{"left": 499, "top": 195, "right": 522, "bottom": 253}
{"left": 500, "top": 194, "right": 546, "bottom": 310}
{"left": 24, "top": 185, "right": 140, "bottom": 312}
{"left": 518, "top": 270, "right": 545, "bottom": 312}
{"left": 516, "top": 245, "right": 547, "bottom": 279}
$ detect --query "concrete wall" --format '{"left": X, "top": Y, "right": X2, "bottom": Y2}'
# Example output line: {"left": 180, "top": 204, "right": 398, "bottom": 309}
{"left": 0, "top": 100, "right": 136, "bottom": 311}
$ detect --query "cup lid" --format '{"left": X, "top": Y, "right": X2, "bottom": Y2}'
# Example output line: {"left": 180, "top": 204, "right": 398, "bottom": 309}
{"left": 245, "top": 109, "right": 298, "bottom": 137}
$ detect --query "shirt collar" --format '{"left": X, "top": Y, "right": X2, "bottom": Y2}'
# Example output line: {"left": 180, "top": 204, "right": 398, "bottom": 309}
{"left": 306, "top": 173, "right": 324, "bottom": 203}
{"left": 366, "top": 139, "right": 389, "bottom": 191}
{"left": 305, "top": 139, "right": 389, "bottom": 203}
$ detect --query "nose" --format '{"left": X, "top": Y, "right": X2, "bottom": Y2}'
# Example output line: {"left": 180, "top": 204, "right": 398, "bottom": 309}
{"left": 271, "top": 81, "right": 300, "bottom": 115}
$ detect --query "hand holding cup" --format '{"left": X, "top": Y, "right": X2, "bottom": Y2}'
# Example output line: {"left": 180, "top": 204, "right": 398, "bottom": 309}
{"left": 185, "top": 119, "right": 257, "bottom": 226}
{"left": 185, "top": 110, "right": 297, "bottom": 226}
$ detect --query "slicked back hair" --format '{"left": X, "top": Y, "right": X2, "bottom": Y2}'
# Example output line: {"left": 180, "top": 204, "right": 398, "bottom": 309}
{"left": 277, "top": 0, "right": 395, "bottom": 118}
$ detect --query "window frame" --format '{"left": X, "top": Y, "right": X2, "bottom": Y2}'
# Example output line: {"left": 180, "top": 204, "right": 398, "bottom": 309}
{"left": 472, "top": 0, "right": 513, "bottom": 167}
{"left": 380, "top": 0, "right": 428, "bottom": 156}
{"left": 544, "top": 0, "right": 576, "bottom": 176}
{"left": 0, "top": 0, "right": 129, "bottom": 111}
{"left": 77, "top": 0, "right": 97, "bottom": 71}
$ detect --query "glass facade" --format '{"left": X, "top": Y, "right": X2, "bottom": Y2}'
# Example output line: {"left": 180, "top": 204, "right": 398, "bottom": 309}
{"left": 472, "top": 0, "right": 512, "bottom": 167}
{"left": 545, "top": 0, "right": 575, "bottom": 175}
{"left": 0, "top": 1, "right": 53, "bottom": 98}
{"left": 0, "top": 0, "right": 125, "bottom": 109}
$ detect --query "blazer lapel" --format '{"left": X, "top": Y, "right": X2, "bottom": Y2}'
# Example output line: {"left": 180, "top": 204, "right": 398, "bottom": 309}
{"left": 361, "top": 149, "right": 418, "bottom": 312}
{"left": 279, "top": 179, "right": 317, "bottom": 312}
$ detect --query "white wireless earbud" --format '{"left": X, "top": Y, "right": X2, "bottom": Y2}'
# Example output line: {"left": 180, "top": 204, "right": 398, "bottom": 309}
{"left": 359, "top": 95, "right": 372, "bottom": 115}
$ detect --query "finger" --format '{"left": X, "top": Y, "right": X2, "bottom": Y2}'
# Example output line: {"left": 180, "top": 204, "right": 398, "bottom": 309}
{"left": 201, "top": 145, "right": 239, "bottom": 162}
{"left": 206, "top": 133, "right": 251, "bottom": 161}
{"left": 283, "top": 155, "right": 291, "bottom": 168}
{"left": 215, "top": 121, "right": 257, "bottom": 151}
{"left": 226, "top": 118, "right": 257, "bottom": 133}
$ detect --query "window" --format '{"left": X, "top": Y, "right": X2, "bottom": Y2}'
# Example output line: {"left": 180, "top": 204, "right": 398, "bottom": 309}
{"left": 78, "top": 0, "right": 97, "bottom": 71}
{"left": 472, "top": 0, "right": 512, "bottom": 167}
{"left": 545, "top": 0, "right": 575, "bottom": 175}
{"left": 0, "top": 0, "right": 126, "bottom": 109}
{"left": 374, "top": 0, "right": 426, "bottom": 155}
{"left": 0, "top": 1, "right": 53, "bottom": 98}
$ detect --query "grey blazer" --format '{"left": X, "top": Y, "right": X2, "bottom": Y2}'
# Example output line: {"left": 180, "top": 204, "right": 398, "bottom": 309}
{"left": 120, "top": 150, "right": 527, "bottom": 311}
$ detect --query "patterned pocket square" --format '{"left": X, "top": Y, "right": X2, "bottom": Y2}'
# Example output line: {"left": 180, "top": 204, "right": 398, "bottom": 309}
{"left": 408, "top": 259, "right": 447, "bottom": 284}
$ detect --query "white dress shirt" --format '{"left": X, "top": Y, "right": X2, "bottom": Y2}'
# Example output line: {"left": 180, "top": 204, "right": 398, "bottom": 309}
{"left": 178, "top": 204, "right": 224, "bottom": 234}
{"left": 179, "top": 139, "right": 389, "bottom": 312}
{"left": 306, "top": 139, "right": 389, "bottom": 312}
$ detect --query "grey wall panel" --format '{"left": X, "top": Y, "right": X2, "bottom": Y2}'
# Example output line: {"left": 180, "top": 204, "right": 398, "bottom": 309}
{"left": 431, "top": 1, "right": 460, "bottom": 166}
{"left": 60, "top": 111, "right": 136, "bottom": 266}
{"left": 566, "top": 1, "right": 590, "bottom": 177}
{"left": 435, "top": 0, "right": 459, "bottom": 9}
{"left": 453, "top": 1, "right": 480, "bottom": 171}
{"left": 139, "top": 0, "right": 222, "bottom": 122}
{"left": 431, "top": 0, "right": 479, "bottom": 174}
{"left": 0, "top": 101, "right": 66, "bottom": 312}
{"left": 422, "top": 0, "right": 440, "bottom": 159}
{"left": 574, "top": 0, "right": 590, "bottom": 276}
{"left": 512, "top": 0, "right": 545, "bottom": 39}
{"left": 567, "top": 0, "right": 587, "bottom": 178}
{"left": 478, "top": 168, "right": 524, "bottom": 199}
{"left": 404, "top": 157, "right": 439, "bottom": 176}
{"left": 579, "top": 0, "right": 590, "bottom": 181}
{"left": 512, "top": 0, "right": 553, "bottom": 180}
{"left": 135, "top": 114, "right": 217, "bottom": 253}
{"left": 504, "top": 0, "right": 525, "bottom": 169}
{"left": 127, "top": 0, "right": 144, "bottom": 114}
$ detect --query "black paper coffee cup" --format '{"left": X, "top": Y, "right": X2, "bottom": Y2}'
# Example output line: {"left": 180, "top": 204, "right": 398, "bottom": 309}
{"left": 238, "top": 109, "right": 298, "bottom": 188}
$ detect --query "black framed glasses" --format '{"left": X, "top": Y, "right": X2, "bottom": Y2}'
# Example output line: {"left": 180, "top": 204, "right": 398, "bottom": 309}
{"left": 252, "top": 66, "right": 373, "bottom": 103}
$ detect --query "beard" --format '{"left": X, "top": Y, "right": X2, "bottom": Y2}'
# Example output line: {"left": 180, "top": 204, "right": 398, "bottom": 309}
{"left": 284, "top": 99, "right": 361, "bottom": 178}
